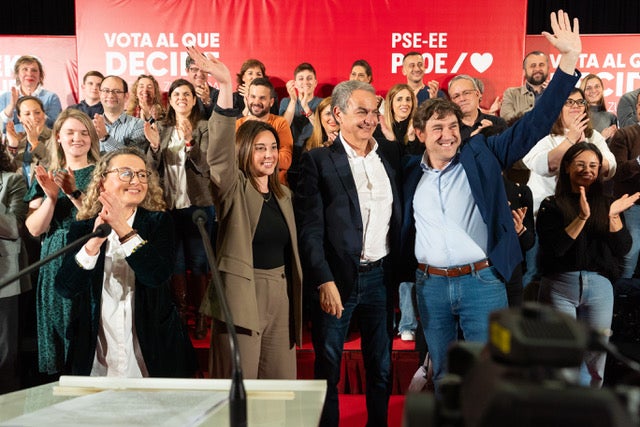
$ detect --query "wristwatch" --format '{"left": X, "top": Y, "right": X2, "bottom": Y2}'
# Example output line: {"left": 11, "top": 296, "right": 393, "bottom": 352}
{"left": 69, "top": 189, "right": 82, "bottom": 200}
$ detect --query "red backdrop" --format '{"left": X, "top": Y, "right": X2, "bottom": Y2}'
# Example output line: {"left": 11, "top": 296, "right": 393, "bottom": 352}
{"left": 74, "top": 0, "right": 527, "bottom": 107}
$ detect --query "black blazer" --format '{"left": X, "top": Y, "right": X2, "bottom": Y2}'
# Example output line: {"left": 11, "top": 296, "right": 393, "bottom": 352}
{"left": 55, "top": 208, "right": 196, "bottom": 377}
{"left": 295, "top": 136, "right": 402, "bottom": 302}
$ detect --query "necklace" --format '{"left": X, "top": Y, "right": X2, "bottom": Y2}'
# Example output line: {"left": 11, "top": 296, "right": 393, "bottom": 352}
{"left": 262, "top": 191, "right": 272, "bottom": 203}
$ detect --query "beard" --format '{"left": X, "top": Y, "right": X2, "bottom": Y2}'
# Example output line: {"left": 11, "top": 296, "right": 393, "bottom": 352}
{"left": 526, "top": 71, "right": 547, "bottom": 86}
{"left": 250, "top": 104, "right": 269, "bottom": 118}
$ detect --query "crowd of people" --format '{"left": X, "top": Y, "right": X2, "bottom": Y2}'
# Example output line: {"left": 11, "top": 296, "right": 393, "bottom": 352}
{"left": 2, "top": 9, "right": 640, "bottom": 427}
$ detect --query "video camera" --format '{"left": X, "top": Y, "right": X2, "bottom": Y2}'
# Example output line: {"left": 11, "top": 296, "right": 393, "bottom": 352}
{"left": 403, "top": 303, "right": 640, "bottom": 427}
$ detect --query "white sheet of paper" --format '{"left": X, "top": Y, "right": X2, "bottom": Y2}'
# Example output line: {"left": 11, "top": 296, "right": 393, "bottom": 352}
{"left": 0, "top": 389, "right": 228, "bottom": 426}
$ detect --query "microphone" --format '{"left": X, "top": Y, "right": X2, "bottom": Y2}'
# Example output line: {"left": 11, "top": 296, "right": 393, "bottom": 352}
{"left": 192, "top": 209, "right": 247, "bottom": 427}
{"left": 0, "top": 223, "right": 113, "bottom": 291}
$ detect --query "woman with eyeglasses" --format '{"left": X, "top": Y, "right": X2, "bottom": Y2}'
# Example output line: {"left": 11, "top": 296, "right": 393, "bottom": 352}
{"left": 23, "top": 109, "right": 100, "bottom": 375}
{"left": 144, "top": 78, "right": 216, "bottom": 340}
{"left": 54, "top": 147, "right": 196, "bottom": 377}
{"left": 126, "top": 75, "right": 166, "bottom": 122}
{"left": 188, "top": 46, "right": 302, "bottom": 380}
{"left": 537, "top": 142, "right": 639, "bottom": 387}
{"left": 523, "top": 88, "right": 617, "bottom": 217}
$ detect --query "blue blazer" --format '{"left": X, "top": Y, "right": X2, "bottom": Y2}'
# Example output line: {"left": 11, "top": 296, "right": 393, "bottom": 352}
{"left": 401, "top": 69, "right": 580, "bottom": 281}
{"left": 295, "top": 136, "right": 402, "bottom": 301}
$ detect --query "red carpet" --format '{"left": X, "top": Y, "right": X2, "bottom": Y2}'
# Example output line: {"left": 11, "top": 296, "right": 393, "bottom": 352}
{"left": 339, "top": 394, "right": 405, "bottom": 427}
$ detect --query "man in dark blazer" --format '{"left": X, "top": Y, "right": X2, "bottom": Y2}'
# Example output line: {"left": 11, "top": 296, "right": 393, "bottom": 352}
{"left": 296, "top": 80, "right": 401, "bottom": 427}
{"left": 401, "top": 10, "right": 582, "bottom": 392}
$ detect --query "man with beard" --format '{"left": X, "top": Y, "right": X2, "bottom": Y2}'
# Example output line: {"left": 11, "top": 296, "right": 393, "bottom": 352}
{"left": 501, "top": 51, "right": 550, "bottom": 121}
{"left": 402, "top": 52, "right": 446, "bottom": 105}
{"left": 236, "top": 78, "right": 293, "bottom": 185}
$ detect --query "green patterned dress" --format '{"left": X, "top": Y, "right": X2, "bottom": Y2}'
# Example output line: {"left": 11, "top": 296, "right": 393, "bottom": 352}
{"left": 24, "top": 165, "right": 95, "bottom": 374}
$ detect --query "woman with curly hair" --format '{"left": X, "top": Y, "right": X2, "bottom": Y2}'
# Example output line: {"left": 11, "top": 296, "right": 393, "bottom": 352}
{"left": 54, "top": 147, "right": 196, "bottom": 377}
{"left": 126, "top": 74, "right": 166, "bottom": 122}
{"left": 24, "top": 108, "right": 100, "bottom": 375}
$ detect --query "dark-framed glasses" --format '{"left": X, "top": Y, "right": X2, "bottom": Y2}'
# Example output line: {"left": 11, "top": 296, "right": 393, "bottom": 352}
{"left": 564, "top": 98, "right": 588, "bottom": 107}
{"left": 103, "top": 167, "right": 152, "bottom": 183}
{"left": 99, "top": 88, "right": 125, "bottom": 96}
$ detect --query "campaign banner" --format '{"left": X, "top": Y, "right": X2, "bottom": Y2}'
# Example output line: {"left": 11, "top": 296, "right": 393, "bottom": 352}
{"left": 525, "top": 34, "right": 640, "bottom": 113}
{"left": 75, "top": 0, "right": 527, "bottom": 108}
{"left": 0, "top": 36, "right": 78, "bottom": 108}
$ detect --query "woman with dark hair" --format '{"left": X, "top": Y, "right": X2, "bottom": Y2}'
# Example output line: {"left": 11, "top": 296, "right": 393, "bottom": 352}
{"left": 187, "top": 46, "right": 302, "bottom": 380}
{"left": 54, "top": 147, "right": 196, "bottom": 377}
{"left": 537, "top": 142, "right": 639, "bottom": 387}
{"left": 24, "top": 108, "right": 101, "bottom": 374}
{"left": 126, "top": 74, "right": 166, "bottom": 122}
{"left": 145, "top": 78, "right": 215, "bottom": 339}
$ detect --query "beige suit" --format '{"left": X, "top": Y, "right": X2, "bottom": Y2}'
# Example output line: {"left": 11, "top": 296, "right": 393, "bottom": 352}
{"left": 206, "top": 111, "right": 302, "bottom": 379}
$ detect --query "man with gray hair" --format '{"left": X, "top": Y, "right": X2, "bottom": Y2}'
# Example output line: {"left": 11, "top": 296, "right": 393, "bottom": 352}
{"left": 295, "top": 80, "right": 402, "bottom": 427}
{"left": 448, "top": 74, "right": 507, "bottom": 141}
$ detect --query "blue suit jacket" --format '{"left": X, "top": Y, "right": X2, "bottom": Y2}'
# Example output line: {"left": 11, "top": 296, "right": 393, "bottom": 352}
{"left": 401, "top": 69, "right": 580, "bottom": 281}
{"left": 295, "top": 136, "right": 402, "bottom": 301}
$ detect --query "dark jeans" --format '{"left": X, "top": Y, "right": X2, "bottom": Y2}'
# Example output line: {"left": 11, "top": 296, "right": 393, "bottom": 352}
{"left": 311, "top": 264, "right": 392, "bottom": 427}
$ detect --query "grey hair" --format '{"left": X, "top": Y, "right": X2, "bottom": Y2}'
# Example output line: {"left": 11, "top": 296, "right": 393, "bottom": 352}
{"left": 448, "top": 74, "right": 480, "bottom": 92}
{"left": 331, "top": 80, "right": 376, "bottom": 113}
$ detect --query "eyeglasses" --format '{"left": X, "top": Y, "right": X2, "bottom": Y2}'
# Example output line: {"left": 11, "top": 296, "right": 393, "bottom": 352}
{"left": 572, "top": 161, "right": 600, "bottom": 171}
{"left": 450, "top": 89, "right": 478, "bottom": 102}
{"left": 564, "top": 98, "right": 588, "bottom": 107}
{"left": 100, "top": 88, "right": 125, "bottom": 95}
{"left": 103, "top": 168, "right": 152, "bottom": 183}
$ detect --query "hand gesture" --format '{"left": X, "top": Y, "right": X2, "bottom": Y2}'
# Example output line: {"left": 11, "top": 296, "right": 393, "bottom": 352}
{"left": 470, "top": 119, "right": 494, "bottom": 137}
{"left": 22, "top": 116, "right": 44, "bottom": 148}
{"left": 542, "top": 10, "right": 581, "bottom": 56}
{"left": 52, "top": 168, "right": 76, "bottom": 195}
{"left": 578, "top": 185, "right": 590, "bottom": 220}
{"left": 318, "top": 281, "right": 344, "bottom": 319}
{"left": 98, "top": 189, "right": 133, "bottom": 235}
{"left": 3, "top": 87, "right": 19, "bottom": 118}
{"left": 144, "top": 120, "right": 160, "bottom": 151}
{"left": 93, "top": 114, "right": 108, "bottom": 140}
{"left": 378, "top": 114, "right": 396, "bottom": 141}
{"left": 566, "top": 112, "right": 588, "bottom": 143}
{"left": 488, "top": 96, "right": 502, "bottom": 115}
{"left": 186, "top": 46, "right": 231, "bottom": 86}
{"left": 195, "top": 83, "right": 211, "bottom": 104}
{"left": 84, "top": 215, "right": 109, "bottom": 256}
{"left": 511, "top": 206, "right": 527, "bottom": 234}
{"left": 299, "top": 90, "right": 314, "bottom": 109}
{"left": 427, "top": 80, "right": 440, "bottom": 99}
{"left": 5, "top": 121, "right": 19, "bottom": 148}
{"left": 33, "top": 165, "right": 59, "bottom": 201}
{"left": 407, "top": 120, "right": 416, "bottom": 141}
{"left": 177, "top": 118, "right": 193, "bottom": 144}
{"left": 600, "top": 124, "right": 617, "bottom": 140}
{"left": 285, "top": 80, "right": 298, "bottom": 101}
{"left": 610, "top": 192, "right": 640, "bottom": 217}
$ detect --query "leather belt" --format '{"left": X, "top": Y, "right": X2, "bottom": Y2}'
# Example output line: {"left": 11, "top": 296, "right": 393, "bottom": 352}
{"left": 417, "top": 259, "right": 491, "bottom": 277}
{"left": 358, "top": 259, "right": 383, "bottom": 272}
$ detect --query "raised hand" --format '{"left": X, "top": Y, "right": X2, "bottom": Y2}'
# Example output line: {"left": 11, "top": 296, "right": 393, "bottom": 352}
{"left": 177, "top": 118, "right": 193, "bottom": 144}
{"left": 285, "top": 80, "right": 298, "bottom": 101}
{"left": 92, "top": 114, "right": 108, "bottom": 140}
{"left": 543, "top": 10, "right": 581, "bottom": 74}
{"left": 5, "top": 121, "right": 19, "bottom": 148}
{"left": 84, "top": 215, "right": 109, "bottom": 256}
{"left": 427, "top": 80, "right": 440, "bottom": 99}
{"left": 185, "top": 46, "right": 231, "bottom": 86}
{"left": 511, "top": 206, "right": 527, "bottom": 234}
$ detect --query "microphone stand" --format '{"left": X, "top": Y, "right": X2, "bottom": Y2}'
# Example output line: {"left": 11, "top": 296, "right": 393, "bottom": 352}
{"left": 192, "top": 209, "right": 246, "bottom": 427}
{"left": 0, "top": 224, "right": 112, "bottom": 291}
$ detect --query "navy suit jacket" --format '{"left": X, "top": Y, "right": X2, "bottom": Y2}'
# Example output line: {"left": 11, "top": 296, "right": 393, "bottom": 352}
{"left": 295, "top": 136, "right": 402, "bottom": 302}
{"left": 401, "top": 68, "right": 580, "bottom": 282}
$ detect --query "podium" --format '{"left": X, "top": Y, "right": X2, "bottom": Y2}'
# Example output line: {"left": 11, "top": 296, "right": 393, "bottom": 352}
{"left": 0, "top": 377, "right": 326, "bottom": 426}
